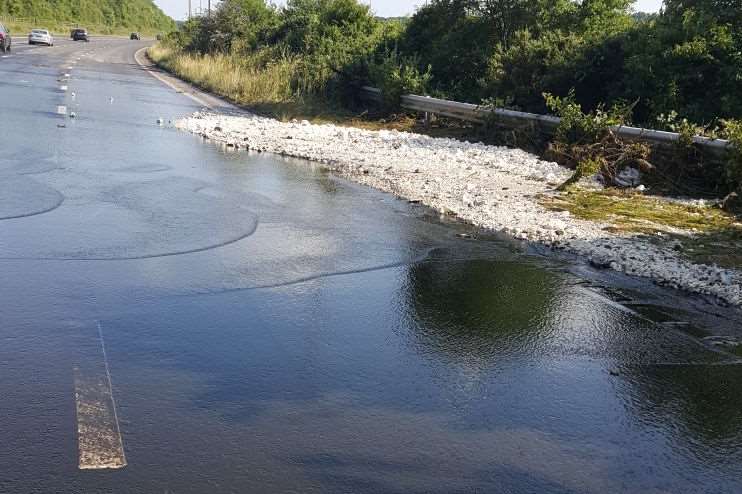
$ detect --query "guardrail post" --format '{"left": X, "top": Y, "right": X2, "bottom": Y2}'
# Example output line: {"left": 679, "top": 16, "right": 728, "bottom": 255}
{"left": 423, "top": 95, "right": 432, "bottom": 128}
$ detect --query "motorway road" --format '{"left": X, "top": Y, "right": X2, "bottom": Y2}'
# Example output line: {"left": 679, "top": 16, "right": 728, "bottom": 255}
{"left": 2, "top": 38, "right": 742, "bottom": 493}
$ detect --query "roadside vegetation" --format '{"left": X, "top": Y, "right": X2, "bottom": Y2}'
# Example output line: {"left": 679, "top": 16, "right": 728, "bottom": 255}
{"left": 150, "top": 0, "right": 741, "bottom": 261}
{"left": 149, "top": 0, "right": 408, "bottom": 123}
{"left": 541, "top": 188, "right": 742, "bottom": 268}
{"left": 0, "top": 0, "right": 174, "bottom": 34}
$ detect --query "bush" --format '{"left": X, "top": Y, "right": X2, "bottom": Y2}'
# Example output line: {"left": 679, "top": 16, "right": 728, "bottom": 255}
{"left": 397, "top": 1, "right": 494, "bottom": 102}
{"left": 544, "top": 91, "right": 629, "bottom": 144}
{"left": 621, "top": 7, "right": 742, "bottom": 125}
{"left": 487, "top": 30, "right": 583, "bottom": 113}
{"left": 177, "top": 0, "right": 278, "bottom": 54}
{"left": 544, "top": 92, "right": 651, "bottom": 189}
{"left": 276, "top": 0, "right": 378, "bottom": 55}
{"left": 368, "top": 50, "right": 430, "bottom": 111}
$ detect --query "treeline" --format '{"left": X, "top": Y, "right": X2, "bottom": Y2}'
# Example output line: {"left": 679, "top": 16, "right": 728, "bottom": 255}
{"left": 170, "top": 0, "right": 741, "bottom": 129}
{"left": 0, "top": 0, "right": 175, "bottom": 31}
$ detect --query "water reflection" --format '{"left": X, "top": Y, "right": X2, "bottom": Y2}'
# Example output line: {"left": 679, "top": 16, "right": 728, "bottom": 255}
{"left": 626, "top": 364, "right": 742, "bottom": 465}
{"left": 398, "top": 256, "right": 742, "bottom": 489}
{"left": 402, "top": 259, "right": 559, "bottom": 365}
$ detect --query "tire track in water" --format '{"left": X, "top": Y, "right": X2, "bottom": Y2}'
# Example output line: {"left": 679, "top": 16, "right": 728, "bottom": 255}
{"left": 0, "top": 177, "right": 65, "bottom": 220}
{"left": 0, "top": 194, "right": 65, "bottom": 220}
{"left": 0, "top": 216, "right": 259, "bottom": 261}
{"left": 181, "top": 246, "right": 458, "bottom": 297}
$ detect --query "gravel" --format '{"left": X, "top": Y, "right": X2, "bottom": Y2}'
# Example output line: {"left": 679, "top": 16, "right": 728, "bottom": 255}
{"left": 175, "top": 111, "right": 742, "bottom": 307}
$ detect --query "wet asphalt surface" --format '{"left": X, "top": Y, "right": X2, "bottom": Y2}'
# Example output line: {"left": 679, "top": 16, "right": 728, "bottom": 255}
{"left": 2, "top": 38, "right": 742, "bottom": 493}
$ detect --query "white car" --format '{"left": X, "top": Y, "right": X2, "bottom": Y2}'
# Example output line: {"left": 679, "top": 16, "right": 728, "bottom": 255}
{"left": 28, "top": 29, "right": 53, "bottom": 46}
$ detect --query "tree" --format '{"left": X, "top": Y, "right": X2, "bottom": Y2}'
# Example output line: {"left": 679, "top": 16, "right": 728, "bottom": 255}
{"left": 207, "top": 0, "right": 277, "bottom": 52}
{"left": 276, "top": 0, "right": 378, "bottom": 54}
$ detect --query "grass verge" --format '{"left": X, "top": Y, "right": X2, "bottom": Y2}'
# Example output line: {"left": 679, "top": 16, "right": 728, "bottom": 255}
{"left": 146, "top": 43, "right": 486, "bottom": 137}
{"left": 148, "top": 44, "right": 342, "bottom": 121}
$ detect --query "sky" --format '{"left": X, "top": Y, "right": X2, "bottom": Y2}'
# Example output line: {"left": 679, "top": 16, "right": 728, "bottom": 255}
{"left": 154, "top": 0, "right": 665, "bottom": 21}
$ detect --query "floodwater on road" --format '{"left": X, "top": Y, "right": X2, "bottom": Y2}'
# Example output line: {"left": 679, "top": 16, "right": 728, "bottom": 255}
{"left": 1, "top": 40, "right": 742, "bottom": 493}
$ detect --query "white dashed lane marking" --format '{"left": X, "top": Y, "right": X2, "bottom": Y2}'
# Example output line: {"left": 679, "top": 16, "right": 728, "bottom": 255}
{"left": 74, "top": 322, "right": 127, "bottom": 470}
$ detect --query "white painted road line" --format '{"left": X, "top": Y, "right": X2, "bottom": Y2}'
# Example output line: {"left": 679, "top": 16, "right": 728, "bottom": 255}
{"left": 60, "top": 85, "right": 68, "bottom": 91}
{"left": 56, "top": 105, "right": 67, "bottom": 115}
{"left": 74, "top": 322, "right": 127, "bottom": 470}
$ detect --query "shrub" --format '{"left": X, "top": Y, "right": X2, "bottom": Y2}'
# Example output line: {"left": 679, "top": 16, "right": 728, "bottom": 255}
{"left": 487, "top": 30, "right": 583, "bottom": 113}
{"left": 397, "top": 1, "right": 495, "bottom": 102}
{"left": 544, "top": 91, "right": 630, "bottom": 144}
{"left": 275, "top": 0, "right": 379, "bottom": 56}
{"left": 368, "top": 50, "right": 430, "bottom": 111}
{"left": 544, "top": 92, "right": 651, "bottom": 189}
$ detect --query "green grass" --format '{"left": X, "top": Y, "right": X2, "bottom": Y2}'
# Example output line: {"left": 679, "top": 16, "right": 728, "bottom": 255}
{"left": 146, "top": 44, "right": 402, "bottom": 128}
{"left": 148, "top": 44, "right": 368, "bottom": 125}
{"left": 542, "top": 188, "right": 736, "bottom": 233}
{"left": 542, "top": 187, "right": 742, "bottom": 268}
{"left": 148, "top": 44, "right": 328, "bottom": 120}
{"left": 147, "top": 44, "right": 490, "bottom": 138}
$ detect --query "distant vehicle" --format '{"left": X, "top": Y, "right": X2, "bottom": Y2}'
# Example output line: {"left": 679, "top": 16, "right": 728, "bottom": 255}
{"left": 71, "top": 28, "right": 89, "bottom": 42}
{"left": 0, "top": 23, "right": 11, "bottom": 52}
{"left": 155, "top": 33, "right": 163, "bottom": 41}
{"left": 29, "top": 29, "right": 54, "bottom": 46}
{"left": 130, "top": 32, "right": 140, "bottom": 40}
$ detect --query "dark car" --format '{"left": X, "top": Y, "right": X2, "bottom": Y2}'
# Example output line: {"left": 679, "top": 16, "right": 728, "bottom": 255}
{"left": 130, "top": 32, "right": 140, "bottom": 40}
{"left": 71, "top": 28, "right": 89, "bottom": 42}
{"left": 0, "top": 23, "right": 12, "bottom": 52}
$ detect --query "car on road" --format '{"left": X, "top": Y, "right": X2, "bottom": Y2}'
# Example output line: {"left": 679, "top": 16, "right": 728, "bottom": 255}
{"left": 71, "top": 28, "right": 89, "bottom": 42}
{"left": 0, "top": 23, "right": 11, "bottom": 52}
{"left": 130, "top": 32, "right": 140, "bottom": 40}
{"left": 28, "top": 29, "right": 54, "bottom": 46}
